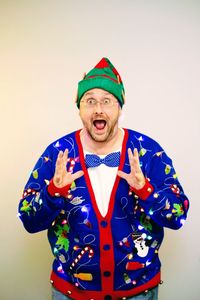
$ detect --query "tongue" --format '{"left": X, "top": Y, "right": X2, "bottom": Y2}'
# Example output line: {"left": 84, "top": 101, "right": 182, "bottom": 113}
{"left": 94, "top": 120, "right": 106, "bottom": 130}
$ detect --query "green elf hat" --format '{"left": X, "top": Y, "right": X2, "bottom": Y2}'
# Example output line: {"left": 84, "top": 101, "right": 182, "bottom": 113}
{"left": 76, "top": 57, "right": 125, "bottom": 108}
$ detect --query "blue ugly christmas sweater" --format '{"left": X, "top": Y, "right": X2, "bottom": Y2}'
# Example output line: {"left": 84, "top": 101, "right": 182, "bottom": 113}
{"left": 18, "top": 129, "right": 189, "bottom": 300}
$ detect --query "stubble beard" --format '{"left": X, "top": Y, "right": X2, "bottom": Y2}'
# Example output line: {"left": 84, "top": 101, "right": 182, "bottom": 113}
{"left": 86, "top": 119, "right": 119, "bottom": 143}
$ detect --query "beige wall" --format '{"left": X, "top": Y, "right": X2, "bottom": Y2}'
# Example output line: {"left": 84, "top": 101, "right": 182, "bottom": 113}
{"left": 0, "top": 1, "right": 199, "bottom": 299}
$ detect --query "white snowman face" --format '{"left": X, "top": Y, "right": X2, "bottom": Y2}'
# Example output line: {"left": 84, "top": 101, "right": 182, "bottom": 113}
{"left": 133, "top": 235, "right": 149, "bottom": 258}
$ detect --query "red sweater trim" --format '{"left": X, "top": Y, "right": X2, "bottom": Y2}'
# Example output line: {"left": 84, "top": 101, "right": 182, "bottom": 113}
{"left": 72, "top": 130, "right": 159, "bottom": 299}
{"left": 50, "top": 271, "right": 161, "bottom": 300}
{"left": 47, "top": 179, "right": 70, "bottom": 198}
{"left": 130, "top": 178, "right": 154, "bottom": 200}
{"left": 75, "top": 129, "right": 128, "bottom": 292}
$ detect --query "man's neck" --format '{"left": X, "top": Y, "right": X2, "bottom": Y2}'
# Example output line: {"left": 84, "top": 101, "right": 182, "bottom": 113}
{"left": 80, "top": 128, "right": 124, "bottom": 155}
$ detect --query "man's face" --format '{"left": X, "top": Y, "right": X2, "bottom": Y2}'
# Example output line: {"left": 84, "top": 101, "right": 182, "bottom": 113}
{"left": 79, "top": 88, "right": 121, "bottom": 143}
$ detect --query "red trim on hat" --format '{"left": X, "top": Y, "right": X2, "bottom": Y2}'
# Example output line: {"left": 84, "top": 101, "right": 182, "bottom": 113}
{"left": 87, "top": 74, "right": 119, "bottom": 84}
{"left": 112, "top": 67, "right": 122, "bottom": 83}
{"left": 94, "top": 58, "right": 122, "bottom": 82}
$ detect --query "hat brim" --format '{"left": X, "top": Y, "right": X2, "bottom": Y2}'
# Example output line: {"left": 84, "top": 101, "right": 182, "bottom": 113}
{"left": 77, "top": 77, "right": 124, "bottom": 108}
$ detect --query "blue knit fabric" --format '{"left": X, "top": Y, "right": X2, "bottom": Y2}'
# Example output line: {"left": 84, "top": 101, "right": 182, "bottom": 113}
{"left": 18, "top": 129, "right": 189, "bottom": 299}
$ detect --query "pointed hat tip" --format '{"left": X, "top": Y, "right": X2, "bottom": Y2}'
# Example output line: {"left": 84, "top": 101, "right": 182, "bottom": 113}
{"left": 95, "top": 57, "right": 109, "bottom": 68}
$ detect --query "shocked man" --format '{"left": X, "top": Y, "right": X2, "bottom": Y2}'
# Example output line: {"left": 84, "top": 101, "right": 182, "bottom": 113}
{"left": 18, "top": 57, "right": 189, "bottom": 300}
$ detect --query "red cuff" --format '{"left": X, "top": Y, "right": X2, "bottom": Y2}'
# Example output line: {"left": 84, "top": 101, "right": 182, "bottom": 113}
{"left": 129, "top": 178, "right": 154, "bottom": 200}
{"left": 47, "top": 179, "right": 71, "bottom": 198}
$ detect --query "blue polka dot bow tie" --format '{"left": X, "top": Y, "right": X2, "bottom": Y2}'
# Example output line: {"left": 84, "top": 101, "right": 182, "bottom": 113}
{"left": 85, "top": 151, "right": 120, "bottom": 168}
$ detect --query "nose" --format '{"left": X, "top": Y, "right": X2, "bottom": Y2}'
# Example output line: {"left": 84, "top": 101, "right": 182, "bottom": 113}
{"left": 94, "top": 102, "right": 103, "bottom": 114}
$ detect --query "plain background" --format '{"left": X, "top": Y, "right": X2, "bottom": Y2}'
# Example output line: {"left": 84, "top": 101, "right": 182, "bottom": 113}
{"left": 0, "top": 0, "right": 199, "bottom": 299}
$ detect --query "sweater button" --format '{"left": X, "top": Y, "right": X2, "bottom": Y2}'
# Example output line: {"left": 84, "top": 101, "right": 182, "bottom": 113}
{"left": 100, "top": 220, "right": 108, "bottom": 227}
{"left": 104, "top": 295, "right": 112, "bottom": 300}
{"left": 103, "top": 244, "right": 110, "bottom": 250}
{"left": 103, "top": 271, "right": 111, "bottom": 277}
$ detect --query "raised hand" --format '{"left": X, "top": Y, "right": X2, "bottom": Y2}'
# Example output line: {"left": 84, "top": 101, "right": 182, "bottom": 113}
{"left": 53, "top": 149, "right": 84, "bottom": 188}
{"left": 118, "top": 148, "right": 145, "bottom": 190}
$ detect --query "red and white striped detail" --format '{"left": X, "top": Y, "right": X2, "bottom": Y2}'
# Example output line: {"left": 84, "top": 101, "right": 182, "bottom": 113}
{"left": 70, "top": 246, "right": 94, "bottom": 270}
{"left": 67, "top": 157, "right": 79, "bottom": 173}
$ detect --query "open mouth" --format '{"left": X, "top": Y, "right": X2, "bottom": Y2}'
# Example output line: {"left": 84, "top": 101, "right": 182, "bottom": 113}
{"left": 93, "top": 120, "right": 107, "bottom": 130}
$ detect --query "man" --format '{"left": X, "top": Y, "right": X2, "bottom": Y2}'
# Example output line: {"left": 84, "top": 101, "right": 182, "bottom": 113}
{"left": 18, "top": 58, "right": 189, "bottom": 300}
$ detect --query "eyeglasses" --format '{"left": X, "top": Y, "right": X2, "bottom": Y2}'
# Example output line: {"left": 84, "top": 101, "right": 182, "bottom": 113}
{"left": 80, "top": 98, "right": 118, "bottom": 108}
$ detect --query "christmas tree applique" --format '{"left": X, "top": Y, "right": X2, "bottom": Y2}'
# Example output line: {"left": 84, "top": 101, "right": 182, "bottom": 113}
{"left": 20, "top": 200, "right": 32, "bottom": 215}
{"left": 55, "top": 224, "right": 70, "bottom": 252}
{"left": 172, "top": 203, "right": 184, "bottom": 218}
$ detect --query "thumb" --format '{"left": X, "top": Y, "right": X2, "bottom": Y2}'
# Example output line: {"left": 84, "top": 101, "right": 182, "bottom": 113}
{"left": 117, "top": 170, "right": 128, "bottom": 181}
{"left": 72, "top": 170, "right": 84, "bottom": 181}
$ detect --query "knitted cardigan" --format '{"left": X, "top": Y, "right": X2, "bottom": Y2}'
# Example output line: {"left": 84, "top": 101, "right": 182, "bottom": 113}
{"left": 18, "top": 129, "right": 189, "bottom": 300}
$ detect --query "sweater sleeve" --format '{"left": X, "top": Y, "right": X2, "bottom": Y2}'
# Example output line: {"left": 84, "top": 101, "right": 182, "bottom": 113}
{"left": 132, "top": 147, "right": 189, "bottom": 230}
{"left": 18, "top": 146, "right": 67, "bottom": 233}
